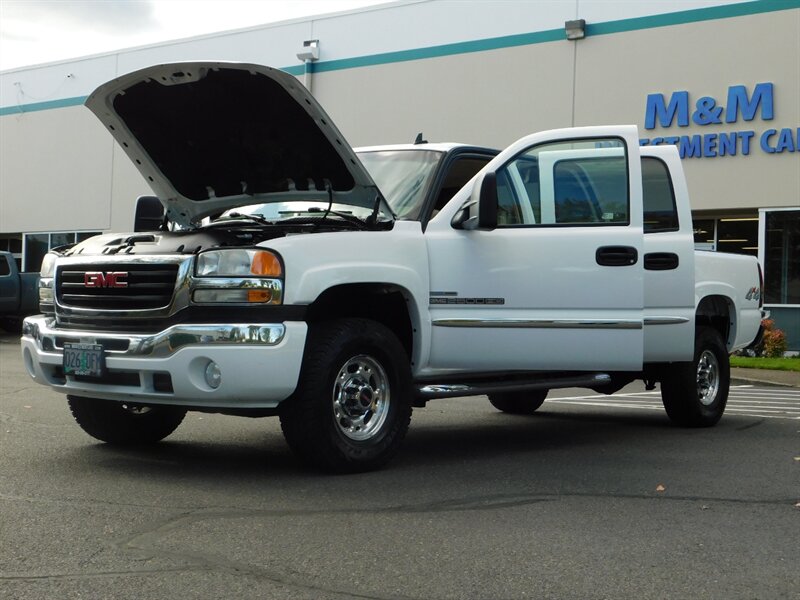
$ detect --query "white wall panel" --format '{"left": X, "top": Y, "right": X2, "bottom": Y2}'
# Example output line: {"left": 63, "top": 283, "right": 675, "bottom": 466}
{"left": 314, "top": 41, "right": 574, "bottom": 148}
{"left": 0, "top": 106, "right": 114, "bottom": 232}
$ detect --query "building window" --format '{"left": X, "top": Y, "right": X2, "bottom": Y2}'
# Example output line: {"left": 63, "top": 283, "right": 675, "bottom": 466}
{"left": 692, "top": 217, "right": 758, "bottom": 256}
{"left": 24, "top": 233, "right": 50, "bottom": 273}
{"left": 763, "top": 210, "right": 799, "bottom": 305}
{"left": 23, "top": 231, "right": 100, "bottom": 272}
{"left": 693, "top": 219, "right": 715, "bottom": 250}
{"left": 716, "top": 217, "right": 758, "bottom": 256}
{"left": 0, "top": 237, "right": 23, "bottom": 271}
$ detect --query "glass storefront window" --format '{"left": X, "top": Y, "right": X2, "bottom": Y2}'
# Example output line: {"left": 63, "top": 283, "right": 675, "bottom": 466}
{"left": 693, "top": 217, "right": 758, "bottom": 256}
{"left": 717, "top": 217, "right": 758, "bottom": 257}
{"left": 693, "top": 219, "right": 715, "bottom": 250}
{"left": 764, "top": 210, "right": 800, "bottom": 305}
{"left": 50, "top": 232, "right": 75, "bottom": 249}
{"left": 24, "top": 234, "right": 49, "bottom": 272}
{"left": 23, "top": 231, "right": 100, "bottom": 272}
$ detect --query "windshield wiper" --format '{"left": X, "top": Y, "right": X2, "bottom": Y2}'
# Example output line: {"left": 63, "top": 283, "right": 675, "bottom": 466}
{"left": 306, "top": 206, "right": 370, "bottom": 229}
{"left": 214, "top": 212, "right": 274, "bottom": 226}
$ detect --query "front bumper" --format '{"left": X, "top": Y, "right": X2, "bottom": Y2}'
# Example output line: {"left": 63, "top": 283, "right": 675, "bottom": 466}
{"left": 21, "top": 315, "right": 307, "bottom": 408}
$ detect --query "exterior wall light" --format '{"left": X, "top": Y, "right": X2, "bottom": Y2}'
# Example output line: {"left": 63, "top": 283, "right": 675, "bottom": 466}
{"left": 297, "top": 39, "right": 319, "bottom": 92}
{"left": 565, "top": 19, "right": 586, "bottom": 40}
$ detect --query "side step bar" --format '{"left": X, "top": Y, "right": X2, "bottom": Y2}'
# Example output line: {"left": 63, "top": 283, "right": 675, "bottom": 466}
{"left": 414, "top": 373, "right": 612, "bottom": 401}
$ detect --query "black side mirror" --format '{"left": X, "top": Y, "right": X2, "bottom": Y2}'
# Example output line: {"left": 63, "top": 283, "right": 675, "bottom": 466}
{"left": 477, "top": 172, "right": 498, "bottom": 230}
{"left": 458, "top": 171, "right": 499, "bottom": 230}
{"left": 134, "top": 196, "right": 165, "bottom": 232}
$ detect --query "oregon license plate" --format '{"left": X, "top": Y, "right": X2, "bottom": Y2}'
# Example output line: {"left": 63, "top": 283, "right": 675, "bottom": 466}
{"left": 63, "top": 343, "right": 105, "bottom": 377}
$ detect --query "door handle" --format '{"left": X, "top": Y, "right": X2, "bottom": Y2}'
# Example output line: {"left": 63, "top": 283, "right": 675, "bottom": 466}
{"left": 644, "top": 252, "right": 680, "bottom": 271}
{"left": 596, "top": 246, "right": 638, "bottom": 267}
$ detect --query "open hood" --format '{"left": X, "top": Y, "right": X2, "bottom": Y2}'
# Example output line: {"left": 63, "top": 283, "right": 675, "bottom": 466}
{"left": 86, "top": 62, "right": 390, "bottom": 227}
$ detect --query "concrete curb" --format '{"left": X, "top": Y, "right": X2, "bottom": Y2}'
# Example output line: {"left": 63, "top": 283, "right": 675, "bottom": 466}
{"left": 730, "top": 367, "right": 800, "bottom": 388}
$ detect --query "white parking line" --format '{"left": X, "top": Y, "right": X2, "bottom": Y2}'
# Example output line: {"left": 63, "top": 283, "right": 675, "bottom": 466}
{"left": 547, "top": 385, "right": 800, "bottom": 420}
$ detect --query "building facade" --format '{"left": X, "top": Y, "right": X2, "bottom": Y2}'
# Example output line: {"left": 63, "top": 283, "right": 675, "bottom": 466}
{"left": 1, "top": 0, "right": 798, "bottom": 346}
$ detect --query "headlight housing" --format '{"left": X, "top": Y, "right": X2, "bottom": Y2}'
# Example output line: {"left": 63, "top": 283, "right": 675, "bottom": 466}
{"left": 193, "top": 249, "right": 283, "bottom": 305}
{"left": 196, "top": 249, "right": 282, "bottom": 277}
{"left": 38, "top": 253, "right": 57, "bottom": 309}
{"left": 40, "top": 253, "right": 57, "bottom": 278}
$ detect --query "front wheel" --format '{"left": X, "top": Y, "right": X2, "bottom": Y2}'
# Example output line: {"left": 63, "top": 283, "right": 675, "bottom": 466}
{"left": 67, "top": 396, "right": 186, "bottom": 444}
{"left": 279, "top": 319, "right": 412, "bottom": 473}
{"left": 660, "top": 327, "right": 730, "bottom": 427}
{"left": 488, "top": 390, "right": 548, "bottom": 415}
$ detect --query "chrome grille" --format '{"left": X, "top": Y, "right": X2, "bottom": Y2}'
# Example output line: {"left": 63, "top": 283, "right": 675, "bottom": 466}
{"left": 56, "top": 263, "right": 179, "bottom": 310}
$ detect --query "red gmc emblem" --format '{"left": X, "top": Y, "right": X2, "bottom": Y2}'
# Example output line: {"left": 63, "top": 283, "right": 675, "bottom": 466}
{"left": 84, "top": 271, "right": 129, "bottom": 288}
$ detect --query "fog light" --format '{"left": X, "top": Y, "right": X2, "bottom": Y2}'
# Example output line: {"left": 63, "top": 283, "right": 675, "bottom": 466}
{"left": 204, "top": 361, "right": 222, "bottom": 389}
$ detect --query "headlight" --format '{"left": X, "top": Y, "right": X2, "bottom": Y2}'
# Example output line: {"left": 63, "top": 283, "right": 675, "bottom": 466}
{"left": 39, "top": 253, "right": 56, "bottom": 308}
{"left": 40, "top": 253, "right": 57, "bottom": 278}
{"left": 193, "top": 249, "right": 283, "bottom": 305}
{"left": 196, "top": 249, "right": 282, "bottom": 277}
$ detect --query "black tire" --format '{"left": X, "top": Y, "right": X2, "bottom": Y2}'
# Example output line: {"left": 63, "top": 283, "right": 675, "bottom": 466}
{"left": 660, "top": 326, "right": 730, "bottom": 427}
{"left": 0, "top": 316, "right": 22, "bottom": 333}
{"left": 67, "top": 395, "right": 186, "bottom": 445}
{"left": 279, "top": 318, "right": 412, "bottom": 473}
{"left": 488, "top": 390, "right": 548, "bottom": 415}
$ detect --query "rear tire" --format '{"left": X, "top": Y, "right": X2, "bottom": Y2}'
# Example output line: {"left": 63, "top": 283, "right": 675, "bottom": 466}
{"left": 279, "top": 318, "right": 412, "bottom": 473}
{"left": 488, "top": 390, "right": 548, "bottom": 415}
{"left": 661, "top": 326, "right": 729, "bottom": 427}
{"left": 67, "top": 396, "right": 186, "bottom": 445}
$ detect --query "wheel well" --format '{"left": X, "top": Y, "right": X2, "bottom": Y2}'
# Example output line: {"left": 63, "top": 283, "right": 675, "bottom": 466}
{"left": 696, "top": 295, "right": 732, "bottom": 346}
{"left": 306, "top": 284, "right": 413, "bottom": 359}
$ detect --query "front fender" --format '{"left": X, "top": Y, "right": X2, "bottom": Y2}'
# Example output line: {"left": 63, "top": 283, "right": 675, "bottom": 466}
{"left": 265, "top": 223, "right": 432, "bottom": 372}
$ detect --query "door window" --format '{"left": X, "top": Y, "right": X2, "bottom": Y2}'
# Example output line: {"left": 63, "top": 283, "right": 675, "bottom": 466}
{"left": 496, "top": 138, "right": 629, "bottom": 226}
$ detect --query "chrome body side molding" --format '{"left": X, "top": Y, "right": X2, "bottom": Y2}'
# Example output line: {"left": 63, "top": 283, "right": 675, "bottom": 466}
{"left": 431, "top": 318, "right": 642, "bottom": 330}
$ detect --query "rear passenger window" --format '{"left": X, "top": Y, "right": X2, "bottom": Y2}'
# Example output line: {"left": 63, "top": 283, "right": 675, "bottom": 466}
{"left": 642, "top": 157, "right": 679, "bottom": 233}
{"left": 0, "top": 256, "right": 10, "bottom": 276}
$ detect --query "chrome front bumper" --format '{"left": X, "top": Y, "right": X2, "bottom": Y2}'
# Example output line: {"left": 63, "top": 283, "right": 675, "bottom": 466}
{"left": 22, "top": 316, "right": 286, "bottom": 357}
{"left": 21, "top": 315, "right": 307, "bottom": 408}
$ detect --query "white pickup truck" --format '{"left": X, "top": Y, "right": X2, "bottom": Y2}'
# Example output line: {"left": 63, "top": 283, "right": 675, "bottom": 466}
{"left": 21, "top": 62, "right": 764, "bottom": 472}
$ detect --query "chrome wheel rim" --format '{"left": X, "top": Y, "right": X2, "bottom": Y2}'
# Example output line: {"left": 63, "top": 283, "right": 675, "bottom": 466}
{"left": 332, "top": 355, "right": 390, "bottom": 441}
{"left": 696, "top": 350, "right": 720, "bottom": 406}
{"left": 122, "top": 404, "right": 151, "bottom": 415}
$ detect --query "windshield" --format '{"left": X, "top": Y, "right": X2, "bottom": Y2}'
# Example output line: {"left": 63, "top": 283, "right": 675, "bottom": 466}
{"left": 357, "top": 150, "right": 443, "bottom": 220}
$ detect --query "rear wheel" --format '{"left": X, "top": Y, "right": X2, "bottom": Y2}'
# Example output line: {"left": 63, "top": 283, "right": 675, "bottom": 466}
{"left": 488, "top": 390, "right": 548, "bottom": 415}
{"left": 661, "top": 326, "right": 729, "bottom": 427}
{"left": 279, "top": 318, "right": 412, "bottom": 473}
{"left": 67, "top": 396, "right": 186, "bottom": 444}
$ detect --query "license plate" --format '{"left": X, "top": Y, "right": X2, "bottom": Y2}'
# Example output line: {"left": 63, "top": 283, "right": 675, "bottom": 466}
{"left": 63, "top": 343, "right": 105, "bottom": 377}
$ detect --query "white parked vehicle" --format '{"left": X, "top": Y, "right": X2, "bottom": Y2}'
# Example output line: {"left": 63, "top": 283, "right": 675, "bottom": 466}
{"left": 21, "top": 62, "right": 764, "bottom": 472}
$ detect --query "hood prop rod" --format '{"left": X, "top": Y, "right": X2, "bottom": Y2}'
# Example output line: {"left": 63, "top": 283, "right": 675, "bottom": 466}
{"left": 313, "top": 181, "right": 334, "bottom": 230}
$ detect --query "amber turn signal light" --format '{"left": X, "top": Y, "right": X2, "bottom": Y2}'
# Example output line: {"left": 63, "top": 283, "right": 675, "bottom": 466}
{"left": 247, "top": 289, "right": 273, "bottom": 303}
{"left": 251, "top": 251, "right": 282, "bottom": 277}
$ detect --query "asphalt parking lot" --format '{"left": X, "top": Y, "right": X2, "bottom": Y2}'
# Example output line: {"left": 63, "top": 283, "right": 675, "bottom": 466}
{"left": 1, "top": 334, "right": 798, "bottom": 600}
